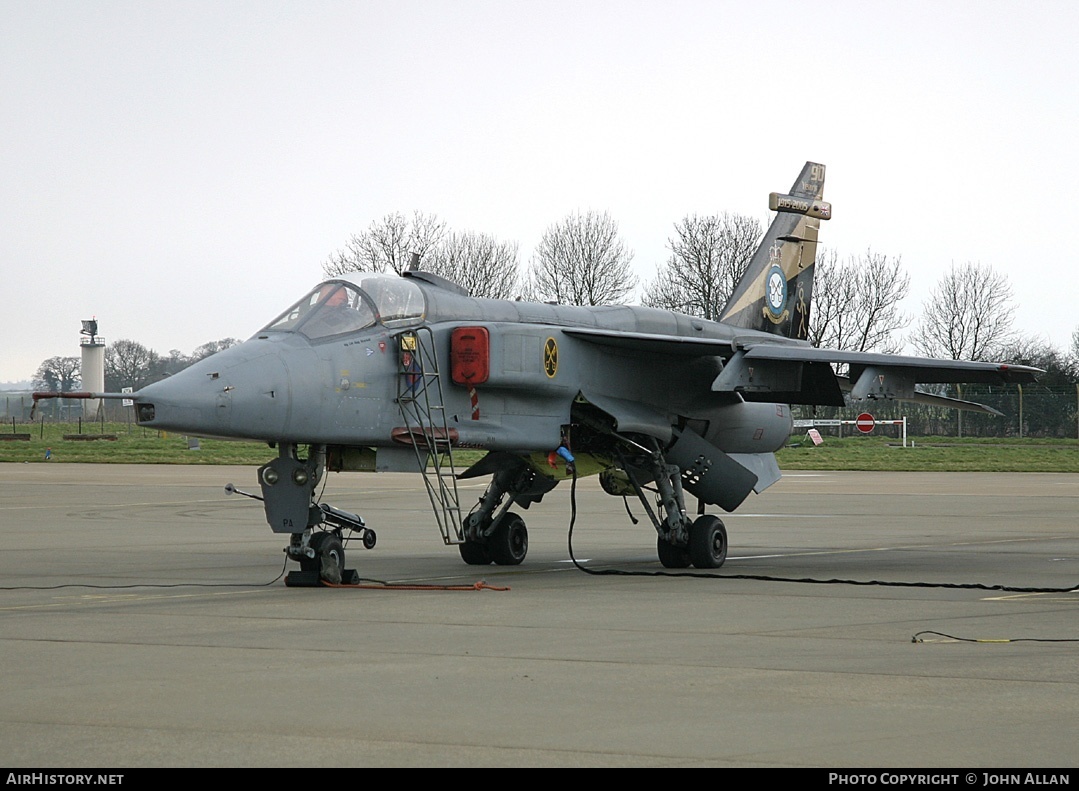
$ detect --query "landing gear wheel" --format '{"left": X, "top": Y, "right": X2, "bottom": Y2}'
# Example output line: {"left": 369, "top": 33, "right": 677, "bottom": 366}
{"left": 458, "top": 540, "right": 492, "bottom": 565}
{"left": 489, "top": 512, "right": 528, "bottom": 566}
{"left": 657, "top": 536, "right": 691, "bottom": 569}
{"left": 362, "top": 530, "right": 377, "bottom": 550}
{"left": 688, "top": 514, "right": 727, "bottom": 569}
{"left": 311, "top": 532, "right": 345, "bottom": 584}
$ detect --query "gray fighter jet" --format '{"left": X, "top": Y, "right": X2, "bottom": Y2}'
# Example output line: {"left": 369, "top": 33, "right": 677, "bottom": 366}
{"left": 34, "top": 163, "right": 1039, "bottom": 585}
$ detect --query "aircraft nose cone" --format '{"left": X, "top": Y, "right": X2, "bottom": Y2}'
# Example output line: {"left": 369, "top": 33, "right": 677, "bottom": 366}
{"left": 136, "top": 341, "right": 292, "bottom": 439}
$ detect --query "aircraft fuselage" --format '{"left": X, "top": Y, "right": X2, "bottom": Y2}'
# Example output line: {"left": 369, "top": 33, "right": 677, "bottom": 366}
{"left": 135, "top": 275, "right": 794, "bottom": 459}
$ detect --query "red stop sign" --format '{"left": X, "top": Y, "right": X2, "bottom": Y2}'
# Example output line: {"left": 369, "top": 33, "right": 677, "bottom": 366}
{"left": 855, "top": 412, "right": 875, "bottom": 433}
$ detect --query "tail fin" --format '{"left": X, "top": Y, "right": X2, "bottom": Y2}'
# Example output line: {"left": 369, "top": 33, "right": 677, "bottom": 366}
{"left": 719, "top": 162, "right": 829, "bottom": 341}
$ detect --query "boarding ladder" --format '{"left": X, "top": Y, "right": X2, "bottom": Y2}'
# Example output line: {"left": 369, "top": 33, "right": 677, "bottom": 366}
{"left": 394, "top": 328, "right": 465, "bottom": 546}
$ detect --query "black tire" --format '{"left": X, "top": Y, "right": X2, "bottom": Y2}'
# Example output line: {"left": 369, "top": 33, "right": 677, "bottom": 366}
{"left": 312, "top": 532, "right": 345, "bottom": 584}
{"left": 657, "top": 536, "right": 691, "bottom": 569}
{"left": 458, "top": 540, "right": 492, "bottom": 565}
{"left": 489, "top": 512, "right": 528, "bottom": 566}
{"left": 688, "top": 514, "right": 727, "bottom": 569}
{"left": 362, "top": 529, "right": 377, "bottom": 550}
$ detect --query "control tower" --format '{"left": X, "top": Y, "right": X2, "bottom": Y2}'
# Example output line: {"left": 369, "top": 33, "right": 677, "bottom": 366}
{"left": 80, "top": 319, "right": 105, "bottom": 419}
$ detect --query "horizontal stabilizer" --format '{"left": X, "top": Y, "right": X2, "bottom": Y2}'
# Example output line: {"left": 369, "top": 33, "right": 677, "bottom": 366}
{"left": 904, "top": 391, "right": 1005, "bottom": 416}
{"left": 837, "top": 377, "right": 1005, "bottom": 416}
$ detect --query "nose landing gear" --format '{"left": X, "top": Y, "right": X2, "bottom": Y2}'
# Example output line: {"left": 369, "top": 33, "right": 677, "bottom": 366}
{"left": 282, "top": 503, "right": 377, "bottom": 586}
{"left": 225, "top": 443, "right": 378, "bottom": 587}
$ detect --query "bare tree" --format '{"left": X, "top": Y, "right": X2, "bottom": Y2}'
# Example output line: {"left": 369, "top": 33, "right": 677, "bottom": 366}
{"left": 105, "top": 339, "right": 161, "bottom": 391}
{"left": 912, "top": 262, "right": 1015, "bottom": 361}
{"left": 642, "top": 213, "right": 762, "bottom": 320}
{"left": 153, "top": 338, "right": 242, "bottom": 378}
{"left": 528, "top": 210, "right": 636, "bottom": 305}
{"left": 912, "top": 262, "right": 1016, "bottom": 438}
{"left": 806, "top": 248, "right": 845, "bottom": 348}
{"left": 808, "top": 248, "right": 910, "bottom": 353}
{"left": 32, "top": 356, "right": 81, "bottom": 392}
{"left": 323, "top": 211, "right": 447, "bottom": 276}
{"left": 422, "top": 231, "right": 521, "bottom": 300}
{"left": 160, "top": 349, "right": 190, "bottom": 378}
{"left": 997, "top": 334, "right": 1079, "bottom": 437}
{"left": 31, "top": 356, "right": 81, "bottom": 418}
{"left": 191, "top": 338, "right": 241, "bottom": 361}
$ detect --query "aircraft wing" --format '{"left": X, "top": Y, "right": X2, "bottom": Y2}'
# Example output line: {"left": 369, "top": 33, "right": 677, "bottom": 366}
{"left": 565, "top": 328, "right": 1041, "bottom": 410}
{"left": 736, "top": 344, "right": 1041, "bottom": 385}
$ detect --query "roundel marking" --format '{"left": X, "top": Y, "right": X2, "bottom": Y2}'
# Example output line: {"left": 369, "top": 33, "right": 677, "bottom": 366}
{"left": 543, "top": 337, "right": 558, "bottom": 378}
{"left": 766, "top": 265, "right": 787, "bottom": 317}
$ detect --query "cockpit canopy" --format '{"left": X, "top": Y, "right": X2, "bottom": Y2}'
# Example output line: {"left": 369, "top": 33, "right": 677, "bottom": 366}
{"left": 263, "top": 272, "right": 426, "bottom": 340}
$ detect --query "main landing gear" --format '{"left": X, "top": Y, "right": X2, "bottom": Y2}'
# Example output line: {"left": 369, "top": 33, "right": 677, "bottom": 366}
{"left": 459, "top": 511, "right": 528, "bottom": 566}
{"left": 686, "top": 514, "right": 728, "bottom": 569}
{"left": 611, "top": 435, "right": 729, "bottom": 570}
{"left": 457, "top": 463, "right": 553, "bottom": 566}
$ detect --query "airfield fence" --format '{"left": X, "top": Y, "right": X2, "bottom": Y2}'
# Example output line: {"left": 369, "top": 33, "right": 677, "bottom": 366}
{"left": 1, "top": 393, "right": 137, "bottom": 424}
{"left": 798, "top": 384, "right": 1079, "bottom": 439}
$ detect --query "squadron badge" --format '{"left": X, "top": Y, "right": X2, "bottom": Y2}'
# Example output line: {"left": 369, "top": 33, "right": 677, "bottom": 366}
{"left": 543, "top": 337, "right": 558, "bottom": 378}
{"left": 763, "top": 264, "right": 789, "bottom": 324}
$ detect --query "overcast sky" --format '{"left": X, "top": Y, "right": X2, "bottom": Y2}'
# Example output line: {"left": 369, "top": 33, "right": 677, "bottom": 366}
{"left": 2, "top": 0, "right": 1077, "bottom": 385}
